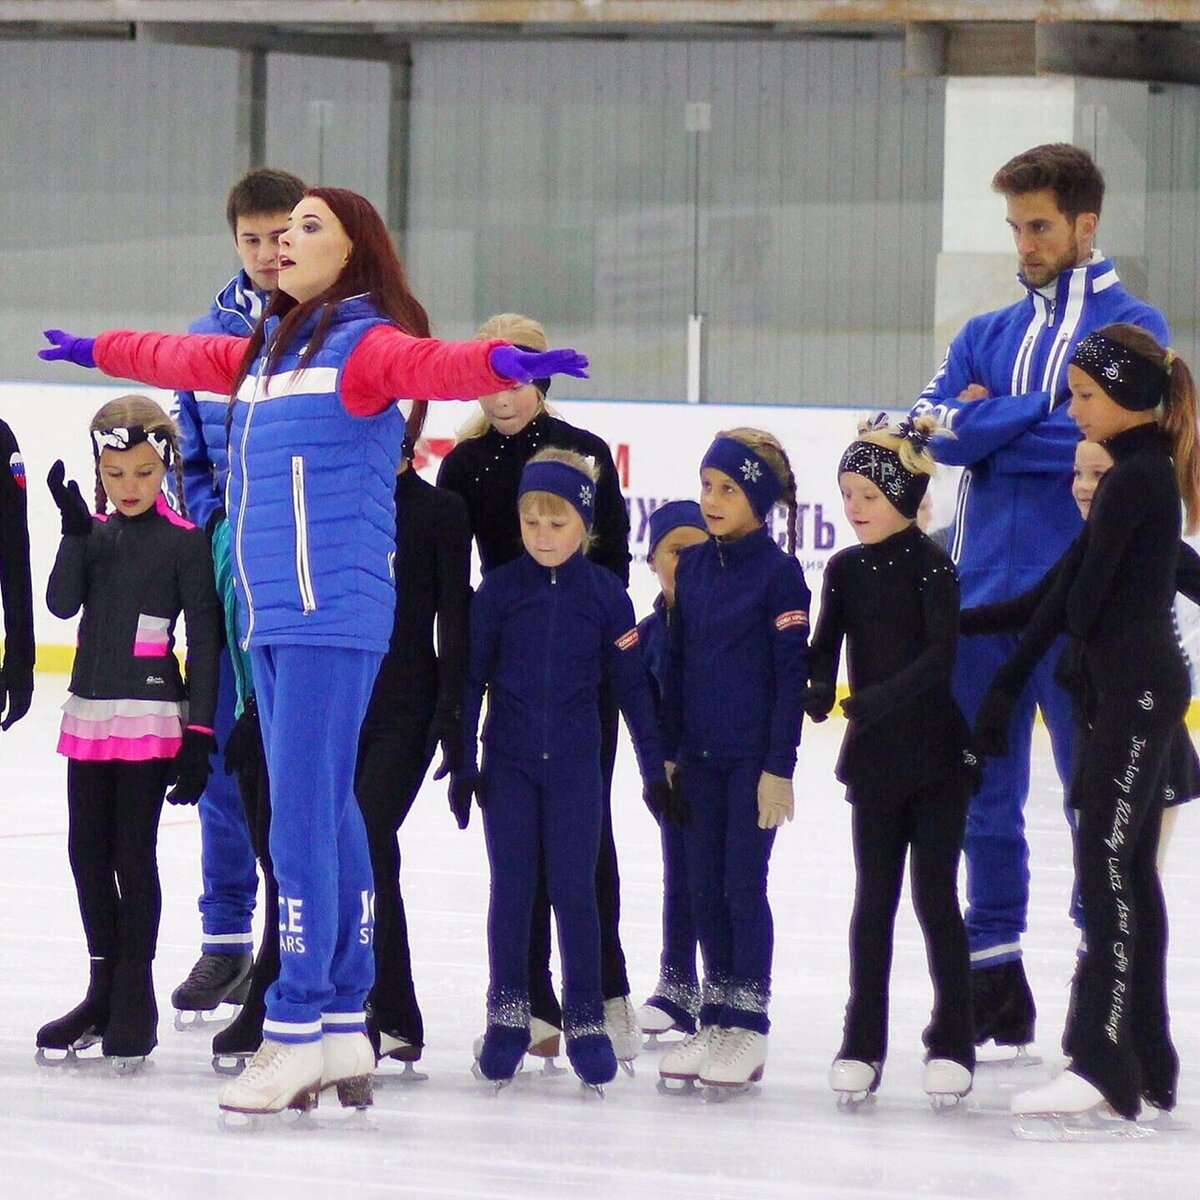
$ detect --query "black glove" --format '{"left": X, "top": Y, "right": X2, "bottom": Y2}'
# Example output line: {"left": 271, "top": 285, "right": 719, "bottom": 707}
{"left": 47, "top": 460, "right": 93, "bottom": 537}
{"left": 840, "top": 684, "right": 892, "bottom": 728}
{"left": 166, "top": 728, "right": 217, "bottom": 805}
{"left": 223, "top": 694, "right": 262, "bottom": 778}
{"left": 448, "top": 765, "right": 484, "bottom": 830}
{"left": 801, "top": 681, "right": 836, "bottom": 722}
{"left": 972, "top": 685, "right": 1018, "bottom": 760}
{"left": 645, "top": 777, "right": 689, "bottom": 828}
{"left": 0, "top": 664, "right": 34, "bottom": 730}
{"left": 427, "top": 706, "right": 465, "bottom": 780}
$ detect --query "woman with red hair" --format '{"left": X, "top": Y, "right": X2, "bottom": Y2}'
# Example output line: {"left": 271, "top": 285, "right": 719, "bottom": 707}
{"left": 39, "top": 187, "right": 588, "bottom": 1118}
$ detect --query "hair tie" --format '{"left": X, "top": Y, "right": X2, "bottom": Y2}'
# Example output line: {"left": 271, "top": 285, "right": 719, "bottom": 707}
{"left": 895, "top": 415, "right": 933, "bottom": 453}
{"left": 1164, "top": 348, "right": 1177, "bottom": 373}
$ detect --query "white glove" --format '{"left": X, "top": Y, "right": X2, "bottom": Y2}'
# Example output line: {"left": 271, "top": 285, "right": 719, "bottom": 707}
{"left": 757, "top": 771, "right": 794, "bottom": 830}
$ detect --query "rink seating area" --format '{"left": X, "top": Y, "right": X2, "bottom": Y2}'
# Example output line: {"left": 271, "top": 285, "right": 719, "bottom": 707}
{"left": 0, "top": 680, "right": 1196, "bottom": 1198}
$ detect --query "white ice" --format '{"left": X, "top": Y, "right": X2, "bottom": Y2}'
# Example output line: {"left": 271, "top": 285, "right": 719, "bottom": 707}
{"left": 0, "top": 678, "right": 1196, "bottom": 1199}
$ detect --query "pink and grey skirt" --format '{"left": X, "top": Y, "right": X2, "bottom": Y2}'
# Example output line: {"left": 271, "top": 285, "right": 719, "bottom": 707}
{"left": 58, "top": 695, "right": 186, "bottom": 763}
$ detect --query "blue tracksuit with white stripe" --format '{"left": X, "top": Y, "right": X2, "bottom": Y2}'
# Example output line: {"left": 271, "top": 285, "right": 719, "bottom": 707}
{"left": 174, "top": 273, "right": 262, "bottom": 957}
{"left": 909, "top": 255, "right": 1169, "bottom": 965}
{"left": 463, "top": 550, "right": 665, "bottom": 1046}
{"left": 660, "top": 526, "right": 810, "bottom": 1034}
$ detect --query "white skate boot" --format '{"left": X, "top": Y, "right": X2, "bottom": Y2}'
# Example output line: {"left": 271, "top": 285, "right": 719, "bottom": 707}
{"left": 376, "top": 1030, "right": 428, "bottom": 1082}
{"left": 604, "top": 995, "right": 641, "bottom": 1076}
{"left": 923, "top": 1058, "right": 973, "bottom": 1111}
{"left": 1011, "top": 1069, "right": 1148, "bottom": 1142}
{"left": 829, "top": 1058, "right": 881, "bottom": 1110}
{"left": 658, "top": 1025, "right": 719, "bottom": 1093}
{"left": 699, "top": 1028, "right": 766, "bottom": 1097}
{"left": 217, "top": 1038, "right": 322, "bottom": 1119}
{"left": 636, "top": 1001, "right": 691, "bottom": 1048}
{"left": 321, "top": 1032, "right": 375, "bottom": 1111}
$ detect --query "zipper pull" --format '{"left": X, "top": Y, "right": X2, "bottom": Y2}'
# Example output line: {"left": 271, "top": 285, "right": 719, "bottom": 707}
{"left": 551, "top": 567, "right": 557, "bottom": 585}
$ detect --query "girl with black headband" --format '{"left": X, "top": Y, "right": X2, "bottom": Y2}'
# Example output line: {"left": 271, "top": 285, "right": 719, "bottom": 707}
{"left": 657, "top": 427, "right": 809, "bottom": 1094}
{"left": 805, "top": 413, "right": 978, "bottom": 1110}
{"left": 37, "top": 395, "right": 221, "bottom": 1072}
{"left": 1003, "top": 324, "right": 1200, "bottom": 1132}
{"left": 450, "top": 448, "right": 669, "bottom": 1092}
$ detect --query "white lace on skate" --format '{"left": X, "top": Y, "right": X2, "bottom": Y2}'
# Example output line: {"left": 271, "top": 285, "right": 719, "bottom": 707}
{"left": 699, "top": 1028, "right": 767, "bottom": 1087}
{"left": 659, "top": 1025, "right": 719, "bottom": 1080}
{"left": 603, "top": 996, "right": 642, "bottom": 1066}
{"left": 218, "top": 1039, "right": 322, "bottom": 1114}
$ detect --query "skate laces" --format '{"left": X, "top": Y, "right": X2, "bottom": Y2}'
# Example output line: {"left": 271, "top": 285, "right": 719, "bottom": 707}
{"left": 240, "top": 1039, "right": 291, "bottom": 1084}
{"left": 717, "top": 1028, "right": 756, "bottom": 1059}
{"left": 181, "top": 956, "right": 232, "bottom": 988}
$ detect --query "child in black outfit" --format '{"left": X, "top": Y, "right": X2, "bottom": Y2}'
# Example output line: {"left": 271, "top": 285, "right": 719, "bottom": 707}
{"left": 805, "top": 414, "right": 978, "bottom": 1107}
{"left": 0, "top": 418, "right": 34, "bottom": 730}
{"left": 38, "top": 395, "right": 220, "bottom": 1071}
{"left": 995, "top": 325, "right": 1200, "bottom": 1127}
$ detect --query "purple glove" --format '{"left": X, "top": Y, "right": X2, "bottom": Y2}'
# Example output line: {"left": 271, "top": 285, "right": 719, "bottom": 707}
{"left": 39, "top": 329, "right": 97, "bottom": 369}
{"left": 489, "top": 344, "right": 588, "bottom": 385}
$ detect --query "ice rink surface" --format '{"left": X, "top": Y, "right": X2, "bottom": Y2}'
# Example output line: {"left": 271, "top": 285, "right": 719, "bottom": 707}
{"left": 1, "top": 678, "right": 1197, "bottom": 1199}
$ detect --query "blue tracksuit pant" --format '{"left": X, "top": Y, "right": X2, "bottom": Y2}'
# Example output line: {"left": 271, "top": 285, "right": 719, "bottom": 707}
{"left": 954, "top": 632, "right": 1078, "bottom": 964}
{"left": 482, "top": 751, "right": 605, "bottom": 1040}
{"left": 648, "top": 820, "right": 700, "bottom": 1029}
{"left": 682, "top": 756, "right": 777, "bottom": 1035}
{"left": 251, "top": 644, "right": 381, "bottom": 1042}
{"left": 197, "top": 648, "right": 257, "bottom": 954}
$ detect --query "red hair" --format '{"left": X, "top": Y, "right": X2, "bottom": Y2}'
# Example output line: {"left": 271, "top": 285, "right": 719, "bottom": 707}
{"left": 229, "top": 188, "right": 430, "bottom": 435}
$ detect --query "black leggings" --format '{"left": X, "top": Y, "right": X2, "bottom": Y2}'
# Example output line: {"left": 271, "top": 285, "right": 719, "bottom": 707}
{"left": 1066, "top": 691, "right": 1182, "bottom": 1117}
{"left": 839, "top": 780, "right": 974, "bottom": 1072}
{"left": 355, "top": 716, "right": 431, "bottom": 1045}
{"left": 66, "top": 758, "right": 170, "bottom": 963}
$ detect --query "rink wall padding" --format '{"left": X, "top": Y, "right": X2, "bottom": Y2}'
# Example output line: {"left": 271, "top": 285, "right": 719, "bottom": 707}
{"left": 4, "top": 381, "right": 1198, "bottom": 727}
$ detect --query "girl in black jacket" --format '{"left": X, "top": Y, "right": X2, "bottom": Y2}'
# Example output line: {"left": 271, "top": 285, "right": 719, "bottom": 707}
{"left": 38, "top": 395, "right": 221, "bottom": 1072}
{"left": 0, "top": 418, "right": 34, "bottom": 729}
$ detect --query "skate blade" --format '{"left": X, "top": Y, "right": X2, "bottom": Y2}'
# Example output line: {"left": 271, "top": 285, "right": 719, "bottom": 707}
{"left": 701, "top": 1081, "right": 760, "bottom": 1104}
{"left": 471, "top": 1059, "right": 519, "bottom": 1091}
{"left": 929, "top": 1093, "right": 971, "bottom": 1114}
{"left": 108, "top": 1055, "right": 149, "bottom": 1076}
{"left": 212, "top": 1053, "right": 252, "bottom": 1077}
{"left": 579, "top": 1082, "right": 605, "bottom": 1098}
{"left": 175, "top": 1008, "right": 237, "bottom": 1033}
{"left": 618, "top": 1060, "right": 636, "bottom": 1078}
{"left": 834, "top": 1091, "right": 877, "bottom": 1113}
{"left": 656, "top": 1076, "right": 700, "bottom": 1097}
{"left": 642, "top": 1030, "right": 689, "bottom": 1050}
{"left": 218, "top": 1107, "right": 321, "bottom": 1134}
{"left": 35, "top": 1044, "right": 107, "bottom": 1069}
{"left": 1012, "top": 1112, "right": 1156, "bottom": 1142}
{"left": 977, "top": 1044, "right": 1042, "bottom": 1068}
{"left": 1139, "top": 1111, "right": 1189, "bottom": 1132}
{"left": 375, "top": 1060, "right": 429, "bottom": 1085}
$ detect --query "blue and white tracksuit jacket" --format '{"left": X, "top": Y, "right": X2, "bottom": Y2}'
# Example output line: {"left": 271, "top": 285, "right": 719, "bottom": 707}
{"left": 230, "top": 298, "right": 405, "bottom": 1042}
{"left": 910, "top": 256, "right": 1170, "bottom": 964}
{"left": 174, "top": 272, "right": 263, "bottom": 955}
{"left": 464, "top": 550, "right": 665, "bottom": 1042}
{"left": 660, "top": 526, "right": 810, "bottom": 1033}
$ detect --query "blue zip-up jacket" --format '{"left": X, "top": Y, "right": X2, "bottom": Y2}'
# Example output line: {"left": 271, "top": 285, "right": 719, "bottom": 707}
{"left": 637, "top": 594, "right": 668, "bottom": 713}
{"left": 226, "top": 297, "right": 403, "bottom": 653}
{"left": 909, "top": 257, "right": 1169, "bottom": 607}
{"left": 660, "top": 526, "right": 810, "bottom": 777}
{"left": 175, "top": 272, "right": 264, "bottom": 532}
{"left": 463, "top": 550, "right": 666, "bottom": 785}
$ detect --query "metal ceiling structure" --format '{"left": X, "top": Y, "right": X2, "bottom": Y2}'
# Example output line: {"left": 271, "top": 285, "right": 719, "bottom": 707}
{"left": 1, "top": 2, "right": 1200, "bottom": 82}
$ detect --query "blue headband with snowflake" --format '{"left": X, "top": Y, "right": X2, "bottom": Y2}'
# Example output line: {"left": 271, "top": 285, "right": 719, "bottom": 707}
{"left": 700, "top": 437, "right": 782, "bottom": 521}
{"left": 518, "top": 459, "right": 596, "bottom": 529}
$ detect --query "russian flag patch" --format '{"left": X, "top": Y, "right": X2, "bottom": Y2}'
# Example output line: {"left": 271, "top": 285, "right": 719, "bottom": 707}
{"left": 9, "top": 452, "right": 26, "bottom": 490}
{"left": 615, "top": 628, "right": 640, "bottom": 651}
{"left": 775, "top": 610, "right": 808, "bottom": 631}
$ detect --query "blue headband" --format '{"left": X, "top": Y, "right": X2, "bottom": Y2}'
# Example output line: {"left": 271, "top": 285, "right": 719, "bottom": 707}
{"left": 700, "top": 437, "right": 781, "bottom": 521}
{"left": 518, "top": 459, "right": 596, "bottom": 529}
{"left": 647, "top": 500, "right": 707, "bottom": 558}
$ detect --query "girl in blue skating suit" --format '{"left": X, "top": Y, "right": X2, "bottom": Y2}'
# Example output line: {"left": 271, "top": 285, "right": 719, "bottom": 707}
{"left": 658, "top": 429, "right": 810, "bottom": 1092}
{"left": 634, "top": 500, "right": 710, "bottom": 1039}
{"left": 38, "top": 187, "right": 588, "bottom": 1116}
{"left": 453, "top": 449, "right": 674, "bottom": 1088}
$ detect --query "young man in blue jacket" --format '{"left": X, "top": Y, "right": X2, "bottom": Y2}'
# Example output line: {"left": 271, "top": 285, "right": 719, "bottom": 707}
{"left": 910, "top": 143, "right": 1169, "bottom": 1051}
{"left": 170, "top": 168, "right": 306, "bottom": 1019}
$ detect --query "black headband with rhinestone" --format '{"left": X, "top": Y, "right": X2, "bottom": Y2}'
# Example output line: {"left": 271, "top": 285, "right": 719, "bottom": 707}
{"left": 1069, "top": 331, "right": 1169, "bottom": 412}
{"left": 837, "top": 440, "right": 929, "bottom": 520}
